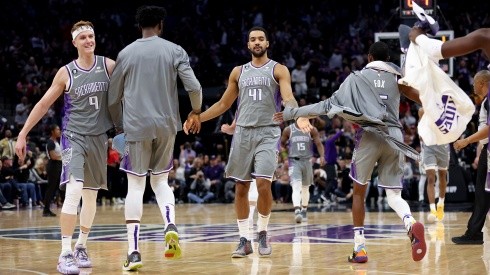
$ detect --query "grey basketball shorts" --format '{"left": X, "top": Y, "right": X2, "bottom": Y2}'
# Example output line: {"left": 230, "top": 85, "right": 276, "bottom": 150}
{"left": 350, "top": 128, "right": 404, "bottom": 189}
{"left": 120, "top": 134, "right": 175, "bottom": 176}
{"left": 60, "top": 131, "right": 108, "bottom": 190}
{"left": 225, "top": 125, "right": 280, "bottom": 181}
{"left": 288, "top": 158, "right": 313, "bottom": 186}
{"left": 422, "top": 143, "right": 449, "bottom": 170}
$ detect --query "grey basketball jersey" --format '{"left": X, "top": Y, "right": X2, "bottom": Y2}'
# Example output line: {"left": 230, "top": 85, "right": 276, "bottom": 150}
{"left": 236, "top": 60, "right": 282, "bottom": 127}
{"left": 288, "top": 124, "right": 313, "bottom": 159}
{"left": 63, "top": 55, "right": 112, "bottom": 135}
{"left": 360, "top": 66, "right": 401, "bottom": 128}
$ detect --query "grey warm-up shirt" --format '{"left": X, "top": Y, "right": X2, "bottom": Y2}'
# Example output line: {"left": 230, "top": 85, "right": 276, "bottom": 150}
{"left": 283, "top": 61, "right": 419, "bottom": 161}
{"left": 108, "top": 35, "right": 202, "bottom": 141}
{"left": 64, "top": 55, "right": 112, "bottom": 135}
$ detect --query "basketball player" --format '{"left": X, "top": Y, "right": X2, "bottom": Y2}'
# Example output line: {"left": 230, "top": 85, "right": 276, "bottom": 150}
{"left": 418, "top": 108, "right": 449, "bottom": 223}
{"left": 273, "top": 42, "right": 427, "bottom": 263}
{"left": 15, "top": 21, "right": 115, "bottom": 274}
{"left": 452, "top": 70, "right": 490, "bottom": 244}
{"left": 281, "top": 121, "right": 324, "bottom": 223}
{"left": 43, "top": 124, "right": 62, "bottom": 217}
{"left": 183, "top": 26, "right": 304, "bottom": 258}
{"left": 221, "top": 120, "right": 258, "bottom": 236}
{"left": 107, "top": 5, "right": 202, "bottom": 271}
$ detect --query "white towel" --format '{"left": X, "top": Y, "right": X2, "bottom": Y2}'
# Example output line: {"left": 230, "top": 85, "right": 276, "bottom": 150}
{"left": 399, "top": 43, "right": 475, "bottom": 145}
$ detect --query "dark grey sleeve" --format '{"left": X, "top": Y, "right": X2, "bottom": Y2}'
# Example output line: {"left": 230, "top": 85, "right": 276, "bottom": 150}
{"left": 108, "top": 56, "right": 124, "bottom": 130}
{"left": 282, "top": 99, "right": 333, "bottom": 121}
{"left": 175, "top": 46, "right": 202, "bottom": 112}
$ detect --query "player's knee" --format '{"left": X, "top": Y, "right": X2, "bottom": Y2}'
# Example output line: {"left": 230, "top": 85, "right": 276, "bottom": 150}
{"left": 385, "top": 189, "right": 402, "bottom": 204}
{"left": 62, "top": 178, "right": 83, "bottom": 215}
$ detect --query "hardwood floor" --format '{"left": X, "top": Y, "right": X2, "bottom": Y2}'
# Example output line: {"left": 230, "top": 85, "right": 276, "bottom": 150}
{"left": 0, "top": 203, "right": 488, "bottom": 274}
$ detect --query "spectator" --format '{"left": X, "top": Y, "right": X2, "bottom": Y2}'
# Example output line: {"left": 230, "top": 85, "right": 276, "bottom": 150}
{"left": 187, "top": 171, "right": 214, "bottom": 203}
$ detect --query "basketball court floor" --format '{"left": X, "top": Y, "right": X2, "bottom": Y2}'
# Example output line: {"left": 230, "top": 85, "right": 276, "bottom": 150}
{"left": 0, "top": 202, "right": 488, "bottom": 274}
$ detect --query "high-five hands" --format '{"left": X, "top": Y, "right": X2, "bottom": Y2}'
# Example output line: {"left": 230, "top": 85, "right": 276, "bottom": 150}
{"left": 183, "top": 111, "right": 201, "bottom": 135}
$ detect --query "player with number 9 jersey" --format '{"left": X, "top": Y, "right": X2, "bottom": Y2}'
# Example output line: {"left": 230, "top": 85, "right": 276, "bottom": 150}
{"left": 63, "top": 55, "right": 113, "bottom": 135}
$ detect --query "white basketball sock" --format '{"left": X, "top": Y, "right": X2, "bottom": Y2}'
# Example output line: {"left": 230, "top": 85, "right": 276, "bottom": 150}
{"left": 150, "top": 173, "right": 176, "bottom": 227}
{"left": 257, "top": 212, "right": 271, "bottom": 232}
{"left": 301, "top": 185, "right": 310, "bottom": 207}
{"left": 248, "top": 205, "right": 256, "bottom": 230}
{"left": 353, "top": 227, "right": 365, "bottom": 250}
{"left": 291, "top": 181, "right": 301, "bottom": 207}
{"left": 127, "top": 223, "right": 140, "bottom": 254}
{"left": 237, "top": 219, "right": 249, "bottom": 240}
{"left": 75, "top": 231, "right": 89, "bottom": 248}
{"left": 61, "top": 236, "right": 72, "bottom": 253}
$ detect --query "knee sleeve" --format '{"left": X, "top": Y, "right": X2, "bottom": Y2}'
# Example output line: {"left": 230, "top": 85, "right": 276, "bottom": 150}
{"left": 248, "top": 179, "right": 258, "bottom": 203}
{"left": 385, "top": 189, "right": 412, "bottom": 220}
{"left": 150, "top": 173, "right": 173, "bottom": 203}
{"left": 80, "top": 189, "right": 98, "bottom": 228}
{"left": 125, "top": 174, "right": 146, "bottom": 221}
{"left": 61, "top": 176, "right": 83, "bottom": 215}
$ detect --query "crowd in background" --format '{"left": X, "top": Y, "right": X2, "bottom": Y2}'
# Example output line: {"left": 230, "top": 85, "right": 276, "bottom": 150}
{"left": 0, "top": 0, "right": 490, "bottom": 210}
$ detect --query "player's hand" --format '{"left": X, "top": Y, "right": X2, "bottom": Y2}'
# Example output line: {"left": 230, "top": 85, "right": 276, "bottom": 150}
{"left": 453, "top": 138, "right": 469, "bottom": 151}
{"left": 184, "top": 111, "right": 201, "bottom": 134}
{"left": 409, "top": 26, "right": 426, "bottom": 43}
{"left": 221, "top": 123, "right": 235, "bottom": 135}
{"left": 319, "top": 157, "right": 325, "bottom": 167}
{"left": 297, "top": 117, "right": 313, "bottom": 133}
{"left": 15, "top": 135, "right": 27, "bottom": 163}
{"left": 273, "top": 112, "right": 284, "bottom": 123}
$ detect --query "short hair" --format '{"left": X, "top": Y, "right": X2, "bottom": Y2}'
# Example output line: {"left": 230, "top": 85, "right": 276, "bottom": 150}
{"left": 71, "top": 20, "right": 94, "bottom": 33}
{"left": 474, "top": 70, "right": 490, "bottom": 82}
{"left": 368, "top": 41, "right": 390, "bottom": 62}
{"left": 136, "top": 5, "right": 167, "bottom": 28}
{"left": 49, "top": 124, "right": 59, "bottom": 133}
{"left": 248, "top": 26, "right": 268, "bottom": 41}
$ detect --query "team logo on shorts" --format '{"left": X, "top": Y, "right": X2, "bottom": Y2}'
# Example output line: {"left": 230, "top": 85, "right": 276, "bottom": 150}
{"left": 61, "top": 148, "right": 72, "bottom": 166}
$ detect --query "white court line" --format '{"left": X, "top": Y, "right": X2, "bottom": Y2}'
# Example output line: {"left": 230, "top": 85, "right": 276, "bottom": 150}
{"left": 0, "top": 267, "right": 48, "bottom": 275}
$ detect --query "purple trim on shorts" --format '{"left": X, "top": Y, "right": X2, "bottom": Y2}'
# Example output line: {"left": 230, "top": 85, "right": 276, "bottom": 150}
{"left": 152, "top": 158, "right": 174, "bottom": 175}
{"left": 378, "top": 185, "right": 403, "bottom": 190}
{"left": 120, "top": 168, "right": 147, "bottom": 177}
{"left": 274, "top": 86, "right": 282, "bottom": 112}
{"left": 252, "top": 173, "right": 273, "bottom": 180}
{"left": 121, "top": 153, "right": 133, "bottom": 174}
{"left": 349, "top": 174, "right": 367, "bottom": 185}
{"left": 60, "top": 134, "right": 71, "bottom": 185}
{"left": 62, "top": 94, "right": 72, "bottom": 132}
{"left": 226, "top": 176, "right": 253, "bottom": 183}
{"left": 350, "top": 129, "right": 364, "bottom": 181}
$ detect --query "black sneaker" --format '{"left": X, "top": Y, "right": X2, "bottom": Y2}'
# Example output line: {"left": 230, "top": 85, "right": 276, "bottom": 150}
{"left": 452, "top": 233, "right": 483, "bottom": 245}
{"left": 123, "top": 251, "right": 143, "bottom": 271}
{"left": 43, "top": 209, "right": 57, "bottom": 217}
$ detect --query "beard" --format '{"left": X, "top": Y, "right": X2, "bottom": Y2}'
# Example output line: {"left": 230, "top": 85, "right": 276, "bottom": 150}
{"left": 249, "top": 47, "right": 267, "bottom": 58}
